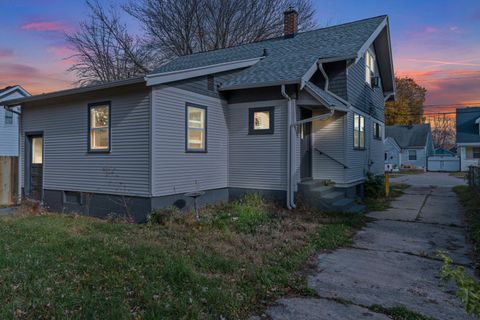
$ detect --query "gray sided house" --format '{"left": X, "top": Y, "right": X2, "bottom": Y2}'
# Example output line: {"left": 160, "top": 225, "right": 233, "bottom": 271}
{"left": 7, "top": 12, "right": 395, "bottom": 221}
{"left": 456, "top": 107, "right": 480, "bottom": 171}
{"left": 384, "top": 137, "right": 401, "bottom": 171}
{"left": 385, "top": 124, "right": 434, "bottom": 170}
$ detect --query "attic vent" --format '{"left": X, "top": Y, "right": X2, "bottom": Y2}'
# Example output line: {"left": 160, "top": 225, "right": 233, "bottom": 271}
{"left": 207, "top": 75, "right": 215, "bottom": 91}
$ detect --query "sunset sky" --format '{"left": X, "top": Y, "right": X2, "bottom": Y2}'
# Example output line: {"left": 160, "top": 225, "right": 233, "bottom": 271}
{"left": 0, "top": 0, "right": 479, "bottom": 115}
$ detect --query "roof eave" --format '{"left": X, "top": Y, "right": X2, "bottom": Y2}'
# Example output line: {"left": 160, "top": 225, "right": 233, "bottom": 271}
{"left": 219, "top": 79, "right": 300, "bottom": 91}
{"left": 146, "top": 57, "right": 263, "bottom": 86}
{"left": 5, "top": 77, "right": 146, "bottom": 107}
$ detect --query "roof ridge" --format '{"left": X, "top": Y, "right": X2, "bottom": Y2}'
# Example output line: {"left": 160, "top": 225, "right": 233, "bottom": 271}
{"left": 166, "top": 15, "right": 388, "bottom": 59}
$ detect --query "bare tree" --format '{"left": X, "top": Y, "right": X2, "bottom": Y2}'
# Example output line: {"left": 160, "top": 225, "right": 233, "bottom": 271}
{"left": 68, "top": 0, "right": 316, "bottom": 85}
{"left": 125, "top": 0, "right": 316, "bottom": 57}
{"left": 427, "top": 114, "right": 456, "bottom": 149}
{"left": 66, "top": 0, "right": 152, "bottom": 86}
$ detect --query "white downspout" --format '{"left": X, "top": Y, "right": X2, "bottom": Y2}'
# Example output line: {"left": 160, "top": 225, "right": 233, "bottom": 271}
{"left": 281, "top": 85, "right": 296, "bottom": 209}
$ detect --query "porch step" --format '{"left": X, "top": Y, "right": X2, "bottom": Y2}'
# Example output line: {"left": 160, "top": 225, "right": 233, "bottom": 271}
{"left": 332, "top": 198, "right": 354, "bottom": 208}
{"left": 297, "top": 179, "right": 365, "bottom": 214}
{"left": 322, "top": 191, "right": 345, "bottom": 201}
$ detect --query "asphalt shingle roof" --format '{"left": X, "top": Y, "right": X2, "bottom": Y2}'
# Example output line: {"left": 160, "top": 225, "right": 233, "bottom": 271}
{"left": 152, "top": 15, "right": 387, "bottom": 90}
{"left": 385, "top": 124, "right": 431, "bottom": 148}
{"left": 456, "top": 107, "right": 480, "bottom": 144}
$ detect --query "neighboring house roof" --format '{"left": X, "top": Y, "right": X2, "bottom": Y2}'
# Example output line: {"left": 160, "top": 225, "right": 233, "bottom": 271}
{"left": 456, "top": 107, "right": 480, "bottom": 144}
{"left": 0, "top": 85, "right": 30, "bottom": 102}
{"left": 434, "top": 148, "right": 455, "bottom": 156}
{"left": 384, "top": 136, "right": 401, "bottom": 152}
{"left": 385, "top": 124, "right": 432, "bottom": 148}
{"left": 151, "top": 15, "right": 393, "bottom": 92}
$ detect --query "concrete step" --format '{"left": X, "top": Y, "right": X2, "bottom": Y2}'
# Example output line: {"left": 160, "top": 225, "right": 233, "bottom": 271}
{"left": 310, "top": 185, "right": 336, "bottom": 195}
{"left": 332, "top": 198, "right": 354, "bottom": 208}
{"left": 321, "top": 191, "right": 345, "bottom": 202}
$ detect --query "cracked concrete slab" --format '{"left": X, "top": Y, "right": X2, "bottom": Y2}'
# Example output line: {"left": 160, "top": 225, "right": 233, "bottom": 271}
{"left": 261, "top": 173, "right": 473, "bottom": 320}
{"left": 390, "top": 194, "right": 427, "bottom": 211}
{"left": 354, "top": 219, "right": 472, "bottom": 265}
{"left": 267, "top": 298, "right": 390, "bottom": 320}
{"left": 308, "top": 248, "right": 474, "bottom": 320}
{"left": 367, "top": 208, "right": 418, "bottom": 221}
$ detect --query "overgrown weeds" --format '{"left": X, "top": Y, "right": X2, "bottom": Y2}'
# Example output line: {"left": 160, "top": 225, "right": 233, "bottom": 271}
{"left": 0, "top": 193, "right": 366, "bottom": 319}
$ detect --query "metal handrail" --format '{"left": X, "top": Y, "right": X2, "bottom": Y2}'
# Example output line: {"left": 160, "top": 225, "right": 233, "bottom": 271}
{"left": 315, "top": 148, "right": 349, "bottom": 169}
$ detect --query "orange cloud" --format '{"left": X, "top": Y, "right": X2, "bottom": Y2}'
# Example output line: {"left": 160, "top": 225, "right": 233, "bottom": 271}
{"left": 0, "top": 62, "right": 74, "bottom": 95}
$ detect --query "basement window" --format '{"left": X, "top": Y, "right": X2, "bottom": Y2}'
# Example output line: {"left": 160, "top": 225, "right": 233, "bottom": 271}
{"left": 353, "top": 113, "right": 365, "bottom": 149}
{"left": 63, "top": 191, "right": 82, "bottom": 205}
{"left": 249, "top": 107, "right": 274, "bottom": 135}
{"left": 88, "top": 102, "right": 110, "bottom": 152}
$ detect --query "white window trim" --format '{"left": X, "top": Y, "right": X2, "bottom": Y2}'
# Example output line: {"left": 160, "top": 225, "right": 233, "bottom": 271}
{"left": 365, "top": 49, "right": 376, "bottom": 86}
{"left": 354, "top": 113, "right": 365, "bottom": 149}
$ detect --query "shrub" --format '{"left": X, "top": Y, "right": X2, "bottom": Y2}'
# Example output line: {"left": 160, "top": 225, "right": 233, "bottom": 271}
{"left": 437, "top": 252, "right": 480, "bottom": 317}
{"left": 147, "top": 206, "right": 182, "bottom": 225}
{"left": 365, "top": 172, "right": 384, "bottom": 198}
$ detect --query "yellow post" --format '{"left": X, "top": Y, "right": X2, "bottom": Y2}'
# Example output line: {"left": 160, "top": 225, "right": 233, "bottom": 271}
{"left": 385, "top": 172, "right": 390, "bottom": 198}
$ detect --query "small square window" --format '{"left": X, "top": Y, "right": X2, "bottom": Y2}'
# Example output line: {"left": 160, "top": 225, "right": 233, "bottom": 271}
{"left": 249, "top": 107, "right": 274, "bottom": 135}
{"left": 88, "top": 103, "right": 110, "bottom": 152}
{"left": 408, "top": 150, "right": 417, "bottom": 161}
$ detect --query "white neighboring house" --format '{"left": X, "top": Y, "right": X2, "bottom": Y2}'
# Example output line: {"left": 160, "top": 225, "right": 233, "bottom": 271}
{"left": 0, "top": 86, "right": 30, "bottom": 156}
{"left": 456, "top": 107, "right": 480, "bottom": 171}
{"left": 385, "top": 124, "right": 434, "bottom": 170}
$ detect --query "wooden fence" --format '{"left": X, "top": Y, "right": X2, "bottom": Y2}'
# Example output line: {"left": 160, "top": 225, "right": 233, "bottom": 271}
{"left": 0, "top": 156, "right": 18, "bottom": 206}
{"left": 468, "top": 166, "right": 480, "bottom": 189}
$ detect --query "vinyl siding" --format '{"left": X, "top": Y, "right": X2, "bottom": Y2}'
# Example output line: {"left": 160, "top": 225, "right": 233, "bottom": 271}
{"left": 400, "top": 148, "right": 427, "bottom": 169}
{"left": 384, "top": 138, "right": 401, "bottom": 169}
{"left": 152, "top": 85, "right": 228, "bottom": 196}
{"left": 20, "top": 86, "right": 151, "bottom": 196}
{"left": 228, "top": 100, "right": 288, "bottom": 190}
{"left": 370, "top": 121, "right": 385, "bottom": 175}
{"left": 347, "top": 46, "right": 385, "bottom": 122}
{"left": 0, "top": 91, "right": 23, "bottom": 156}
{"left": 312, "top": 111, "right": 347, "bottom": 183}
{"left": 324, "top": 61, "right": 347, "bottom": 100}
{"left": 345, "top": 111, "right": 369, "bottom": 183}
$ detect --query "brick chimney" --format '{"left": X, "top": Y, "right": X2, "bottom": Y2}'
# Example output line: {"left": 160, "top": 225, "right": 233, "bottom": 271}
{"left": 283, "top": 7, "right": 298, "bottom": 38}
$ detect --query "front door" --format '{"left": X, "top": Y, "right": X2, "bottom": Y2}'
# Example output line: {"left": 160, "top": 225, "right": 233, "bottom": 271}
{"left": 28, "top": 135, "right": 43, "bottom": 200}
{"left": 300, "top": 108, "right": 312, "bottom": 180}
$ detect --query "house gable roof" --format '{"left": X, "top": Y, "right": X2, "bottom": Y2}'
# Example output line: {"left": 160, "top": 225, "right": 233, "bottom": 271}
{"left": 150, "top": 15, "right": 393, "bottom": 93}
{"left": 456, "top": 107, "right": 480, "bottom": 144}
{"left": 385, "top": 124, "right": 432, "bottom": 149}
{"left": 0, "top": 85, "right": 30, "bottom": 102}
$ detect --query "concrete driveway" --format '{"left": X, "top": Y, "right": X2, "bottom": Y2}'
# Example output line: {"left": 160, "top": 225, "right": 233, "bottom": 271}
{"left": 265, "top": 173, "right": 474, "bottom": 320}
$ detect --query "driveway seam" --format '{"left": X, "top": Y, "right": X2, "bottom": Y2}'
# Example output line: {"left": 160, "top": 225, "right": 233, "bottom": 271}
{"left": 349, "top": 245, "right": 472, "bottom": 268}
{"left": 369, "top": 217, "right": 464, "bottom": 228}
